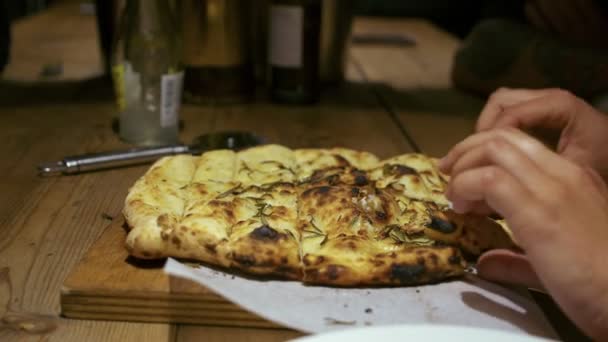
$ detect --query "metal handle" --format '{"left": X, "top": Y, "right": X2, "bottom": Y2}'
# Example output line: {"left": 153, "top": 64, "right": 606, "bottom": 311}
{"left": 38, "top": 145, "right": 190, "bottom": 176}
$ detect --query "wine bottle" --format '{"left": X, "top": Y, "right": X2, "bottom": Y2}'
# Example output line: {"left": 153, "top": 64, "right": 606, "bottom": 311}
{"left": 268, "top": 0, "right": 321, "bottom": 104}
{"left": 179, "top": 0, "right": 254, "bottom": 104}
{"left": 112, "top": 0, "right": 183, "bottom": 146}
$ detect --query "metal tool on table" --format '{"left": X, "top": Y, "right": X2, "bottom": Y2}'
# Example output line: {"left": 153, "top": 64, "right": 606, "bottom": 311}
{"left": 38, "top": 131, "right": 263, "bottom": 176}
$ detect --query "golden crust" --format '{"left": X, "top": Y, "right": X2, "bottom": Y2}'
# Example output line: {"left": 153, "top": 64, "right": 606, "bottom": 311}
{"left": 301, "top": 242, "right": 466, "bottom": 286}
{"left": 294, "top": 148, "right": 379, "bottom": 180}
{"left": 123, "top": 145, "right": 514, "bottom": 286}
{"left": 124, "top": 155, "right": 196, "bottom": 259}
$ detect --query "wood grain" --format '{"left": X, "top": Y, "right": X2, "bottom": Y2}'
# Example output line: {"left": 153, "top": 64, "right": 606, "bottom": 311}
{"left": 0, "top": 104, "right": 173, "bottom": 341}
{"left": 61, "top": 219, "right": 280, "bottom": 328}
{"left": 350, "top": 17, "right": 485, "bottom": 156}
{"left": 2, "top": 1, "right": 104, "bottom": 81}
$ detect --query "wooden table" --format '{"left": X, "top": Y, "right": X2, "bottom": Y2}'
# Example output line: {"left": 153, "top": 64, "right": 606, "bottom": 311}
{"left": 0, "top": 17, "right": 580, "bottom": 342}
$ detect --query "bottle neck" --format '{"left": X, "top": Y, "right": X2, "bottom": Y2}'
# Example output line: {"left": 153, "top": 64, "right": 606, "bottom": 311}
{"left": 128, "top": 0, "right": 171, "bottom": 34}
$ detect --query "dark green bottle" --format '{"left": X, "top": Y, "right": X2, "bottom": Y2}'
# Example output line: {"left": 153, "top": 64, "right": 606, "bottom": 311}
{"left": 268, "top": 0, "right": 321, "bottom": 104}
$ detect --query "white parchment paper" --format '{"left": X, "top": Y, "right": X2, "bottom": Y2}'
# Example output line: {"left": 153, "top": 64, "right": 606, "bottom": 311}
{"left": 164, "top": 258, "right": 557, "bottom": 339}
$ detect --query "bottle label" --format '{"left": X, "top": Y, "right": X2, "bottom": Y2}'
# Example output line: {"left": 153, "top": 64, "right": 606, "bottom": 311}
{"left": 161, "top": 71, "right": 184, "bottom": 128}
{"left": 111, "top": 64, "right": 126, "bottom": 112}
{"left": 269, "top": 5, "right": 303, "bottom": 68}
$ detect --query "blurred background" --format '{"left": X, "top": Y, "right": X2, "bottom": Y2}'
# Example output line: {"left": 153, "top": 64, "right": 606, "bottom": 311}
{"left": 1, "top": 0, "right": 607, "bottom": 107}
{"left": 0, "top": 0, "right": 525, "bottom": 83}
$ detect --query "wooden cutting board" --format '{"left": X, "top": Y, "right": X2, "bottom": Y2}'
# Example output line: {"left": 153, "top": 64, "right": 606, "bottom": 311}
{"left": 61, "top": 219, "right": 280, "bottom": 328}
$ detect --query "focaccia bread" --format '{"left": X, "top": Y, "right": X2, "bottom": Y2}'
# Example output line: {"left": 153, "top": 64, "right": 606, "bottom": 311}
{"left": 124, "top": 145, "right": 514, "bottom": 286}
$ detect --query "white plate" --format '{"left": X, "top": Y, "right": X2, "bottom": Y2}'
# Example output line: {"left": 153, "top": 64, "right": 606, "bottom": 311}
{"left": 290, "top": 324, "right": 554, "bottom": 342}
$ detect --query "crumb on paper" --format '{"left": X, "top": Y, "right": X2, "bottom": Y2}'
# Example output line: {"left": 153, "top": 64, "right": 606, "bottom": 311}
{"left": 465, "top": 264, "right": 478, "bottom": 275}
{"left": 365, "top": 308, "right": 372, "bottom": 314}
{"left": 415, "top": 289, "right": 420, "bottom": 294}
{"left": 343, "top": 304, "right": 348, "bottom": 308}
{"left": 364, "top": 321, "right": 372, "bottom": 326}
{"left": 324, "top": 317, "right": 356, "bottom": 326}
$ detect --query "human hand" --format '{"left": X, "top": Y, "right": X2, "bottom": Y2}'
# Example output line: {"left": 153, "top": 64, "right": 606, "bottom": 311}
{"left": 476, "top": 88, "right": 608, "bottom": 181}
{"left": 439, "top": 128, "right": 608, "bottom": 340}
{"left": 524, "top": 0, "right": 608, "bottom": 47}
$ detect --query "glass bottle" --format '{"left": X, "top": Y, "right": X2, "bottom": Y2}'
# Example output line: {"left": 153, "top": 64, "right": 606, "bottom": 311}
{"left": 112, "top": 0, "right": 183, "bottom": 146}
{"left": 268, "top": 0, "right": 322, "bottom": 104}
{"left": 179, "top": 0, "right": 254, "bottom": 104}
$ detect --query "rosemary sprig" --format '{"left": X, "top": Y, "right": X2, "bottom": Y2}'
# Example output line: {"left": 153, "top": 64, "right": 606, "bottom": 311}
{"left": 348, "top": 214, "right": 360, "bottom": 229}
{"left": 383, "top": 225, "right": 434, "bottom": 246}
{"left": 286, "top": 229, "right": 297, "bottom": 241}
{"left": 254, "top": 202, "right": 271, "bottom": 226}
{"left": 261, "top": 160, "right": 296, "bottom": 175}
{"left": 216, "top": 183, "right": 242, "bottom": 199}
{"left": 239, "top": 161, "right": 254, "bottom": 176}
{"left": 302, "top": 217, "right": 328, "bottom": 245}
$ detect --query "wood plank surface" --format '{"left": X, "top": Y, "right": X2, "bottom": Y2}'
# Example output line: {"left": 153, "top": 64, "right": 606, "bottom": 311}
{"left": 0, "top": 103, "right": 174, "bottom": 341}
{"left": 2, "top": 0, "right": 104, "bottom": 81}
{"left": 61, "top": 219, "right": 280, "bottom": 328}
{"left": 350, "top": 17, "right": 484, "bottom": 157}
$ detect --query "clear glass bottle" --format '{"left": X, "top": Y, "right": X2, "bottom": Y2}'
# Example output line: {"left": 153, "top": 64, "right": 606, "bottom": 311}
{"left": 112, "top": 0, "right": 183, "bottom": 146}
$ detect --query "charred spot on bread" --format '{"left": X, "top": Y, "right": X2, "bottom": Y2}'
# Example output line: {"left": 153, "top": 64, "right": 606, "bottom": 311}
{"left": 375, "top": 210, "right": 388, "bottom": 221}
{"left": 353, "top": 170, "right": 369, "bottom": 186}
{"left": 249, "top": 225, "right": 280, "bottom": 241}
{"left": 448, "top": 253, "right": 462, "bottom": 265}
{"left": 427, "top": 215, "right": 457, "bottom": 234}
{"left": 390, "top": 264, "right": 426, "bottom": 283}
{"left": 326, "top": 264, "right": 343, "bottom": 280}
{"left": 302, "top": 185, "right": 331, "bottom": 199}
{"left": 383, "top": 164, "right": 417, "bottom": 177}
{"left": 156, "top": 214, "right": 172, "bottom": 230}
{"left": 204, "top": 244, "right": 217, "bottom": 255}
{"left": 233, "top": 253, "right": 256, "bottom": 267}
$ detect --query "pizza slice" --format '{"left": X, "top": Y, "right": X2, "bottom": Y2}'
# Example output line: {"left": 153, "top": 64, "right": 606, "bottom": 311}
{"left": 124, "top": 155, "right": 197, "bottom": 259}
{"left": 220, "top": 182, "right": 301, "bottom": 279}
{"left": 374, "top": 156, "right": 515, "bottom": 257}
{"left": 297, "top": 184, "right": 466, "bottom": 286}
{"left": 170, "top": 150, "right": 241, "bottom": 264}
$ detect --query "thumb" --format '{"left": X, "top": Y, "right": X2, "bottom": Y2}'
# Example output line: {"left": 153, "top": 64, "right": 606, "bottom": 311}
{"left": 477, "top": 249, "right": 545, "bottom": 291}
